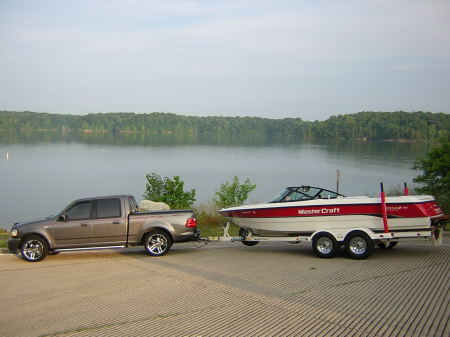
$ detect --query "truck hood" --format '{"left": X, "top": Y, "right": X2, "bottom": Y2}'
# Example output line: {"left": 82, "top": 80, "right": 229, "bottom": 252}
{"left": 14, "top": 216, "right": 56, "bottom": 230}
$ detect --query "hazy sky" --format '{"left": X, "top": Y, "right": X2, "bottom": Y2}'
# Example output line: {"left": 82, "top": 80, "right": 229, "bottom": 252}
{"left": 1, "top": 0, "right": 449, "bottom": 120}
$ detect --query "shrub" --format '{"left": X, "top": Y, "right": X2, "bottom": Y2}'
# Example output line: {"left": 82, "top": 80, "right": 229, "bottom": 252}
{"left": 414, "top": 137, "right": 450, "bottom": 213}
{"left": 214, "top": 176, "right": 256, "bottom": 209}
{"left": 143, "top": 173, "right": 196, "bottom": 209}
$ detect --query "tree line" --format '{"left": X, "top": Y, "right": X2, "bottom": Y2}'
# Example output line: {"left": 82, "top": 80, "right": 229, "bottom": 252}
{"left": 0, "top": 110, "right": 448, "bottom": 141}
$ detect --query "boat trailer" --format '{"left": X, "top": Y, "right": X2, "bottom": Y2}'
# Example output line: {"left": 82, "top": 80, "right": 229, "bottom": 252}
{"left": 197, "top": 183, "right": 447, "bottom": 259}
{"left": 196, "top": 220, "right": 445, "bottom": 260}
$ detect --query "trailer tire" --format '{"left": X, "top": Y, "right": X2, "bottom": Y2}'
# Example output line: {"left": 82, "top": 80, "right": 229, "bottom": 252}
{"left": 239, "top": 228, "right": 259, "bottom": 246}
{"left": 144, "top": 230, "right": 172, "bottom": 256}
{"left": 345, "top": 231, "right": 373, "bottom": 259}
{"left": 312, "top": 233, "right": 339, "bottom": 258}
{"left": 377, "top": 241, "right": 398, "bottom": 249}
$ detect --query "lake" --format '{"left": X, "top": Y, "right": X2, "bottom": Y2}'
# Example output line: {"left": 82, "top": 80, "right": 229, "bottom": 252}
{"left": 0, "top": 132, "right": 431, "bottom": 230}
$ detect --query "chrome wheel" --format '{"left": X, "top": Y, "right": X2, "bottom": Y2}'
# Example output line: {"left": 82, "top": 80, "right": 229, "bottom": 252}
{"left": 21, "top": 235, "right": 49, "bottom": 262}
{"left": 144, "top": 230, "right": 172, "bottom": 256}
{"left": 345, "top": 232, "right": 373, "bottom": 259}
{"left": 312, "top": 233, "right": 338, "bottom": 258}
{"left": 349, "top": 237, "right": 367, "bottom": 255}
{"left": 23, "top": 240, "right": 44, "bottom": 260}
{"left": 317, "top": 237, "right": 333, "bottom": 255}
{"left": 147, "top": 234, "right": 168, "bottom": 254}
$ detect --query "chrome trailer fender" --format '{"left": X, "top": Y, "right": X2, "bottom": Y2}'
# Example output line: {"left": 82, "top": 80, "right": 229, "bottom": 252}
{"left": 309, "top": 228, "right": 379, "bottom": 243}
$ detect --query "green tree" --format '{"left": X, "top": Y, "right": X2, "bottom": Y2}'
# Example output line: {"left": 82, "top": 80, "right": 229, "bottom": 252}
{"left": 214, "top": 176, "right": 256, "bottom": 208}
{"left": 413, "top": 138, "right": 450, "bottom": 212}
{"left": 143, "top": 173, "right": 196, "bottom": 209}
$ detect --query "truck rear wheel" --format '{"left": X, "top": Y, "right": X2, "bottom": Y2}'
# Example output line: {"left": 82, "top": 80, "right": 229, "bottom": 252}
{"left": 21, "top": 235, "right": 49, "bottom": 262}
{"left": 312, "top": 233, "right": 338, "bottom": 258}
{"left": 144, "top": 230, "right": 172, "bottom": 256}
{"left": 345, "top": 231, "right": 373, "bottom": 259}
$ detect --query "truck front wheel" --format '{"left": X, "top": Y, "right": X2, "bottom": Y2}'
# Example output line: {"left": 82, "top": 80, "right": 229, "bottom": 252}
{"left": 144, "top": 230, "right": 173, "bottom": 256}
{"left": 21, "top": 235, "right": 49, "bottom": 262}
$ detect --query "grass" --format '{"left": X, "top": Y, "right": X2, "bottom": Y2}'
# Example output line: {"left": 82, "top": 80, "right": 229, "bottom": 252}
{"left": 0, "top": 233, "right": 9, "bottom": 248}
{"left": 194, "top": 201, "right": 240, "bottom": 237}
{"left": 197, "top": 221, "right": 240, "bottom": 237}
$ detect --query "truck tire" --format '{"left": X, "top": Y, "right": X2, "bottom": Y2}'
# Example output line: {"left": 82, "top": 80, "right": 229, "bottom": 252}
{"left": 144, "top": 230, "right": 173, "bottom": 256}
{"left": 21, "top": 235, "right": 49, "bottom": 262}
{"left": 239, "top": 228, "right": 259, "bottom": 246}
{"left": 312, "top": 232, "right": 338, "bottom": 258}
{"left": 345, "top": 231, "right": 373, "bottom": 259}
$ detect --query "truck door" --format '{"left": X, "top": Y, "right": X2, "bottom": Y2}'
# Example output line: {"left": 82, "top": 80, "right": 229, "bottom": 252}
{"left": 91, "top": 198, "right": 127, "bottom": 246}
{"left": 53, "top": 201, "right": 94, "bottom": 247}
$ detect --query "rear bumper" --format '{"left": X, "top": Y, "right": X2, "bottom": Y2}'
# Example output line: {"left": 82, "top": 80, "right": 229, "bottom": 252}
{"left": 173, "top": 230, "right": 200, "bottom": 243}
{"left": 8, "top": 238, "right": 20, "bottom": 254}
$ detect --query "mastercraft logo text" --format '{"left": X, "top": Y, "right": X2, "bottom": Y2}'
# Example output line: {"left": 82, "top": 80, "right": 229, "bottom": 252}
{"left": 298, "top": 208, "right": 340, "bottom": 215}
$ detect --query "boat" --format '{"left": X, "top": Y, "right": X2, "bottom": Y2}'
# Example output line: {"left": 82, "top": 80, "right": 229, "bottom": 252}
{"left": 219, "top": 185, "right": 443, "bottom": 236}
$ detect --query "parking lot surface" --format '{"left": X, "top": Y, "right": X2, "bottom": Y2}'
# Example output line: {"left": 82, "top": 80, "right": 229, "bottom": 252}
{"left": 0, "top": 237, "right": 449, "bottom": 337}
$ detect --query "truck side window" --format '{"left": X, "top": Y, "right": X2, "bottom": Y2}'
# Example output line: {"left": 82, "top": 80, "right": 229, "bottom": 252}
{"left": 97, "top": 198, "right": 121, "bottom": 218}
{"left": 129, "top": 196, "right": 138, "bottom": 212}
{"left": 66, "top": 202, "right": 93, "bottom": 220}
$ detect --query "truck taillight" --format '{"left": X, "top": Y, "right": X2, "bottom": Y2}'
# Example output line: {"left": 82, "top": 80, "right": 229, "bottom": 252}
{"left": 186, "top": 217, "right": 197, "bottom": 228}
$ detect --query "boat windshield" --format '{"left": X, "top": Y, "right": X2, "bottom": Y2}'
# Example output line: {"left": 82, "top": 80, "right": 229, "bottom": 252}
{"left": 269, "top": 186, "right": 344, "bottom": 203}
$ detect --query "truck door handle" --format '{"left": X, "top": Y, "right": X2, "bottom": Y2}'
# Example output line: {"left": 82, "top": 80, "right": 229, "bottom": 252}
{"left": 112, "top": 220, "right": 121, "bottom": 224}
{"left": 80, "top": 223, "right": 89, "bottom": 227}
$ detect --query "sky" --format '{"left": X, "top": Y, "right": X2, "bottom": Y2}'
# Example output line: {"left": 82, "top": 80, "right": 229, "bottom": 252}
{"left": 0, "top": 0, "right": 449, "bottom": 121}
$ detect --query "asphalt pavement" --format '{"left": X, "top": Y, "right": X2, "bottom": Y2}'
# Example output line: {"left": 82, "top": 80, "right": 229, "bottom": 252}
{"left": 0, "top": 237, "right": 449, "bottom": 337}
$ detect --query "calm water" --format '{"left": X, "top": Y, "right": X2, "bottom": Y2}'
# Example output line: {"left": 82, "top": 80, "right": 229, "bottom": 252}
{"left": 0, "top": 133, "right": 430, "bottom": 230}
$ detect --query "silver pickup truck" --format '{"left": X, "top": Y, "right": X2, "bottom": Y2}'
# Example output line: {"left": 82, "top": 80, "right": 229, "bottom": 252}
{"left": 8, "top": 195, "right": 199, "bottom": 262}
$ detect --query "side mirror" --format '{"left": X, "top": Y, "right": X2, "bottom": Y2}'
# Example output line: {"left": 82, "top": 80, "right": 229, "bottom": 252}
{"left": 59, "top": 214, "right": 67, "bottom": 222}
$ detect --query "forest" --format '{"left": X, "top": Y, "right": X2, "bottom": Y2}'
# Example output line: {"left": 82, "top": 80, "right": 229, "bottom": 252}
{"left": 0, "top": 110, "right": 448, "bottom": 142}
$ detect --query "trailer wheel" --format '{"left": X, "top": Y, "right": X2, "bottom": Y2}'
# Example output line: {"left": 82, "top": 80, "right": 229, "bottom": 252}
{"left": 312, "top": 233, "right": 338, "bottom": 258}
{"left": 239, "top": 228, "right": 259, "bottom": 246}
{"left": 345, "top": 232, "right": 373, "bottom": 259}
{"left": 377, "top": 241, "right": 398, "bottom": 249}
{"left": 144, "top": 230, "right": 173, "bottom": 256}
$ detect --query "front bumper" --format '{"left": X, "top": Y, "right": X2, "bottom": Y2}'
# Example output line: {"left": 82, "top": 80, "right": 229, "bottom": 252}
{"left": 8, "top": 238, "right": 20, "bottom": 254}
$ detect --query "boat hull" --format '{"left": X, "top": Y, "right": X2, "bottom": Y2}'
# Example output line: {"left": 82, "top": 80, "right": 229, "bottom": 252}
{"left": 219, "top": 195, "right": 443, "bottom": 236}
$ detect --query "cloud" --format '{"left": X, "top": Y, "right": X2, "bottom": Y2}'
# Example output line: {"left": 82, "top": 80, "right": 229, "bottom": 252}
{"left": 0, "top": 0, "right": 449, "bottom": 117}
{"left": 392, "top": 64, "right": 450, "bottom": 71}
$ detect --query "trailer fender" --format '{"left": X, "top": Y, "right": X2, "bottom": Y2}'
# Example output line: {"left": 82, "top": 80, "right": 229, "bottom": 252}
{"left": 310, "top": 230, "right": 338, "bottom": 241}
{"left": 342, "top": 228, "right": 378, "bottom": 241}
{"left": 311, "top": 228, "right": 377, "bottom": 243}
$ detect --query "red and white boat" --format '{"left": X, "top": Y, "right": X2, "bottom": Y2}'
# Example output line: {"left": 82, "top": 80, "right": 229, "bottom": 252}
{"left": 219, "top": 186, "right": 443, "bottom": 236}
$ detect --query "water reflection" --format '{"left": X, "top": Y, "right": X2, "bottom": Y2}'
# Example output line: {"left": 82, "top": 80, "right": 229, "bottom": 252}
{"left": 0, "top": 130, "right": 299, "bottom": 147}
{"left": 0, "top": 130, "right": 431, "bottom": 157}
{"left": 0, "top": 131, "right": 431, "bottom": 230}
